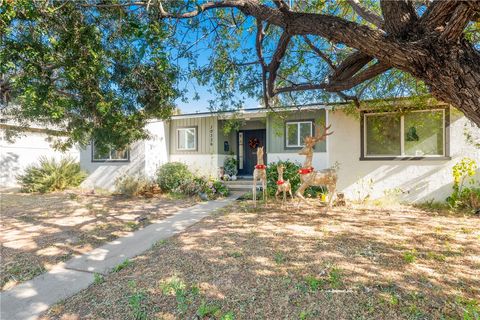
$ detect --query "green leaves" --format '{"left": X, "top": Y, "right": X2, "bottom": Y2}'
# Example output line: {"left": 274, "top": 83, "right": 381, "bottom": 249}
{"left": 16, "top": 157, "right": 86, "bottom": 193}
{"left": 1, "top": 0, "right": 178, "bottom": 150}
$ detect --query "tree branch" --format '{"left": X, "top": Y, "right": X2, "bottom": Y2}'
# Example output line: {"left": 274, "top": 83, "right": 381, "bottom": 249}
{"left": 273, "top": 0, "right": 290, "bottom": 13}
{"left": 421, "top": 0, "right": 461, "bottom": 31}
{"left": 329, "top": 51, "right": 372, "bottom": 82}
{"left": 345, "top": 0, "right": 383, "bottom": 28}
{"left": 85, "top": 0, "right": 417, "bottom": 67}
{"left": 325, "top": 62, "right": 391, "bottom": 92}
{"left": 266, "top": 32, "right": 292, "bottom": 97}
{"left": 275, "top": 61, "right": 390, "bottom": 94}
{"left": 440, "top": 3, "right": 474, "bottom": 41}
{"left": 255, "top": 19, "right": 269, "bottom": 105}
{"left": 380, "top": 0, "right": 418, "bottom": 36}
{"left": 302, "top": 36, "right": 336, "bottom": 70}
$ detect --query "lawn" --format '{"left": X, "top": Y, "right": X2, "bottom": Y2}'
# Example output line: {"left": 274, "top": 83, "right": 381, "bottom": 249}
{"left": 40, "top": 200, "right": 479, "bottom": 320}
{"left": 0, "top": 191, "right": 196, "bottom": 291}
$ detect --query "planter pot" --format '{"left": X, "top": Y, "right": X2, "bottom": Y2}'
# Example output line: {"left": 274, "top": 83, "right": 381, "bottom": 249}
{"left": 231, "top": 175, "right": 237, "bottom": 181}
{"left": 198, "top": 192, "right": 209, "bottom": 201}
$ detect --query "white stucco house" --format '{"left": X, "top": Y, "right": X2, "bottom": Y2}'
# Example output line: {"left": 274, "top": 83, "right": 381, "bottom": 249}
{"left": 0, "top": 121, "right": 79, "bottom": 188}
{"left": 2, "top": 99, "right": 479, "bottom": 203}
{"left": 77, "top": 100, "right": 479, "bottom": 203}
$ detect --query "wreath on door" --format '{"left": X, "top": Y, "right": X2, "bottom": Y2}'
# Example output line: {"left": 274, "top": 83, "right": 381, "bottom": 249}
{"left": 248, "top": 137, "right": 260, "bottom": 149}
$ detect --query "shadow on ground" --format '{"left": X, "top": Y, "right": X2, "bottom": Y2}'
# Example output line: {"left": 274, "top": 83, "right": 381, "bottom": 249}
{"left": 0, "top": 192, "right": 195, "bottom": 290}
{"left": 41, "top": 200, "right": 479, "bottom": 320}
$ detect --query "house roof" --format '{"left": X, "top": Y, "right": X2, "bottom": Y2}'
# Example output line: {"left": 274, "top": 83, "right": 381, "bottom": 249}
{"left": 165, "top": 96, "right": 448, "bottom": 121}
{"left": 168, "top": 102, "right": 347, "bottom": 120}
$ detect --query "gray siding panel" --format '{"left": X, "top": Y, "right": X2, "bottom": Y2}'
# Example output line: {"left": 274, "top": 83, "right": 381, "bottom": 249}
{"left": 268, "top": 110, "right": 326, "bottom": 153}
{"left": 170, "top": 116, "right": 217, "bottom": 155}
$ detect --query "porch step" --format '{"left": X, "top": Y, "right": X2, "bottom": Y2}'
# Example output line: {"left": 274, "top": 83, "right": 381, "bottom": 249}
{"left": 224, "top": 179, "right": 253, "bottom": 186}
{"left": 227, "top": 185, "right": 252, "bottom": 192}
{"left": 224, "top": 178, "right": 253, "bottom": 192}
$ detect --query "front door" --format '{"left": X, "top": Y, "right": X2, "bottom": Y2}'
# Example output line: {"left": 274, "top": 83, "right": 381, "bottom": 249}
{"left": 238, "top": 129, "right": 266, "bottom": 176}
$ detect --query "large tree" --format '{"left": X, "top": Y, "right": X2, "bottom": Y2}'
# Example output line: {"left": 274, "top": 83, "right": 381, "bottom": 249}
{"left": 103, "top": 0, "right": 480, "bottom": 125}
{"left": 1, "top": 0, "right": 479, "bottom": 150}
{"left": 0, "top": 0, "right": 179, "bottom": 150}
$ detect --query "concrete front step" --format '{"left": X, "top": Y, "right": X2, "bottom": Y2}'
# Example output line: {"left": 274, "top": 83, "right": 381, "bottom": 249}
{"left": 227, "top": 185, "right": 253, "bottom": 192}
{"left": 224, "top": 179, "right": 254, "bottom": 192}
{"left": 224, "top": 180, "right": 253, "bottom": 186}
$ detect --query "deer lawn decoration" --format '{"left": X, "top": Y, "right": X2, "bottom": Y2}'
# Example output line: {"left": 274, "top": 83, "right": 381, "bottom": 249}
{"left": 275, "top": 164, "right": 293, "bottom": 204}
{"left": 296, "top": 125, "right": 337, "bottom": 212}
{"left": 252, "top": 146, "right": 267, "bottom": 207}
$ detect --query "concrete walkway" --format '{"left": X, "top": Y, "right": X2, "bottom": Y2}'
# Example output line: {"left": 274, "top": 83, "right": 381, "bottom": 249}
{"left": 0, "top": 194, "right": 241, "bottom": 320}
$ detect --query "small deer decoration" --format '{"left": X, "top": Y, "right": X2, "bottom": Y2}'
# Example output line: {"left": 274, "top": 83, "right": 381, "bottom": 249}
{"left": 275, "top": 164, "right": 293, "bottom": 204}
{"left": 252, "top": 146, "right": 267, "bottom": 207}
{"left": 296, "top": 125, "right": 337, "bottom": 212}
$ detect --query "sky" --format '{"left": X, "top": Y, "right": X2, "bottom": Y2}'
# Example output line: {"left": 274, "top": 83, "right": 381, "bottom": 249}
{"left": 168, "top": 9, "right": 262, "bottom": 115}
{"left": 174, "top": 79, "right": 260, "bottom": 114}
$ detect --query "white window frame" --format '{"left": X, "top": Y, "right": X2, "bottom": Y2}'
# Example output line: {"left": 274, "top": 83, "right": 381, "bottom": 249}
{"left": 177, "top": 127, "right": 197, "bottom": 151}
{"left": 363, "top": 109, "right": 446, "bottom": 158}
{"left": 285, "top": 121, "right": 313, "bottom": 148}
{"left": 238, "top": 131, "right": 244, "bottom": 170}
{"left": 92, "top": 142, "right": 130, "bottom": 162}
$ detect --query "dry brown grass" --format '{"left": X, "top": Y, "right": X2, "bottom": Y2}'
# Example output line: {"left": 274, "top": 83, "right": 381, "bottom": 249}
{"left": 0, "top": 191, "right": 196, "bottom": 290}
{"left": 41, "top": 200, "right": 480, "bottom": 319}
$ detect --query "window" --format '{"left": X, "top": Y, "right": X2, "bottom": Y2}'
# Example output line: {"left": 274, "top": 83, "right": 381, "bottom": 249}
{"left": 285, "top": 121, "right": 313, "bottom": 148}
{"left": 92, "top": 143, "right": 129, "bottom": 162}
{"left": 177, "top": 127, "right": 196, "bottom": 151}
{"left": 363, "top": 109, "right": 447, "bottom": 159}
{"left": 238, "top": 132, "right": 244, "bottom": 170}
{"left": 365, "top": 113, "right": 401, "bottom": 156}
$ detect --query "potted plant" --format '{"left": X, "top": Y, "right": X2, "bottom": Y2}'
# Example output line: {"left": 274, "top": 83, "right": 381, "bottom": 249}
{"left": 224, "top": 156, "right": 238, "bottom": 180}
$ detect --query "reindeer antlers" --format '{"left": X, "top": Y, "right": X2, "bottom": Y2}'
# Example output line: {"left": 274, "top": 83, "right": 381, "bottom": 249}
{"left": 304, "top": 124, "right": 332, "bottom": 146}
{"left": 315, "top": 124, "right": 333, "bottom": 142}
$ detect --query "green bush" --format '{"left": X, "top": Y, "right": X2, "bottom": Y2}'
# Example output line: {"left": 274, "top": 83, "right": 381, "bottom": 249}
{"left": 17, "top": 157, "right": 86, "bottom": 193}
{"left": 224, "top": 156, "right": 238, "bottom": 176}
{"left": 156, "top": 162, "right": 193, "bottom": 192}
{"left": 446, "top": 157, "right": 479, "bottom": 211}
{"left": 156, "top": 162, "right": 229, "bottom": 199}
{"left": 447, "top": 187, "right": 480, "bottom": 211}
{"left": 179, "top": 177, "right": 229, "bottom": 199}
{"left": 204, "top": 179, "right": 230, "bottom": 198}
{"left": 266, "top": 160, "right": 325, "bottom": 197}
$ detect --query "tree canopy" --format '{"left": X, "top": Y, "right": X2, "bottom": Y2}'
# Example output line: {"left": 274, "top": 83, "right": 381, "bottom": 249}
{"left": 159, "top": 0, "right": 479, "bottom": 125}
{"left": 1, "top": 0, "right": 479, "bottom": 150}
{"left": 1, "top": 0, "right": 178, "bottom": 150}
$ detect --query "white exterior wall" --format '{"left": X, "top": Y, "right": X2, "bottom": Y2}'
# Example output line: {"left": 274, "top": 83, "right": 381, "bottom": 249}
{"left": 144, "top": 121, "right": 169, "bottom": 178}
{"left": 328, "top": 109, "right": 480, "bottom": 202}
{"left": 0, "top": 130, "right": 79, "bottom": 188}
{"left": 80, "top": 141, "right": 146, "bottom": 191}
{"left": 170, "top": 154, "right": 219, "bottom": 178}
{"left": 79, "top": 121, "right": 169, "bottom": 190}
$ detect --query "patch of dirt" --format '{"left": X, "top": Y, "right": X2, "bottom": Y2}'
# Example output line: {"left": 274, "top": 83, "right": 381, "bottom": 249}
{"left": 41, "top": 200, "right": 480, "bottom": 319}
{"left": 0, "top": 191, "right": 196, "bottom": 290}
